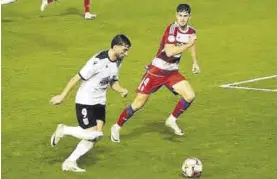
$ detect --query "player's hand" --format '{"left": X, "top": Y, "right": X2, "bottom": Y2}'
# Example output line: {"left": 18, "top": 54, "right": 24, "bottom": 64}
{"left": 192, "top": 63, "right": 200, "bottom": 74}
{"left": 50, "top": 95, "right": 64, "bottom": 105}
{"left": 120, "top": 88, "right": 128, "bottom": 98}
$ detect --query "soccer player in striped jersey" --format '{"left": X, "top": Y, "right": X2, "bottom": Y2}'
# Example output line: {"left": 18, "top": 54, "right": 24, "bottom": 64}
{"left": 40, "top": 0, "right": 96, "bottom": 20}
{"left": 49, "top": 34, "right": 131, "bottom": 172}
{"left": 111, "top": 4, "right": 200, "bottom": 143}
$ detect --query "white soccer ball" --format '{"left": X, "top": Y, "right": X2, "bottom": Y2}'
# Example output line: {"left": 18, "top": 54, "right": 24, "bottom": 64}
{"left": 181, "top": 157, "right": 203, "bottom": 178}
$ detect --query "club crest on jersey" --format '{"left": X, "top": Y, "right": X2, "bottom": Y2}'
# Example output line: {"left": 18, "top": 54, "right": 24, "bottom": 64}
{"left": 168, "top": 35, "right": 175, "bottom": 43}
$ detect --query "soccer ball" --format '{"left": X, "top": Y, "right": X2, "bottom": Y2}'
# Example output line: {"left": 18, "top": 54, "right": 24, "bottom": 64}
{"left": 181, "top": 158, "right": 203, "bottom": 178}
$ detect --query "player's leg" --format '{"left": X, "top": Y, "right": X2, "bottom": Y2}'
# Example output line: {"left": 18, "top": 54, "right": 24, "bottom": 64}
{"left": 62, "top": 105, "right": 105, "bottom": 172}
{"left": 62, "top": 138, "right": 94, "bottom": 172}
{"left": 117, "top": 93, "right": 150, "bottom": 127}
{"left": 1, "top": 0, "right": 16, "bottom": 5}
{"left": 111, "top": 93, "right": 150, "bottom": 142}
{"left": 84, "top": 0, "right": 96, "bottom": 20}
{"left": 50, "top": 125, "right": 102, "bottom": 146}
{"left": 62, "top": 126, "right": 99, "bottom": 172}
{"left": 50, "top": 104, "right": 104, "bottom": 147}
{"left": 165, "top": 73, "right": 195, "bottom": 136}
{"left": 40, "top": 0, "right": 57, "bottom": 12}
{"left": 111, "top": 72, "right": 162, "bottom": 142}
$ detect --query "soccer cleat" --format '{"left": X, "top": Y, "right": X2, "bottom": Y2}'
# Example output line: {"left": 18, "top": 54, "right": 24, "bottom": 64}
{"left": 50, "top": 124, "right": 64, "bottom": 147}
{"left": 1, "top": 0, "right": 16, "bottom": 5}
{"left": 110, "top": 124, "right": 120, "bottom": 143}
{"left": 62, "top": 160, "right": 86, "bottom": 172}
{"left": 84, "top": 12, "right": 97, "bottom": 20}
{"left": 40, "top": 0, "right": 48, "bottom": 12}
{"left": 165, "top": 118, "right": 184, "bottom": 136}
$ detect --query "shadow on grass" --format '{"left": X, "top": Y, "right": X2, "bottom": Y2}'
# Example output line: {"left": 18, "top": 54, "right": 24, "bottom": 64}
{"left": 39, "top": 7, "right": 83, "bottom": 19}
{"left": 44, "top": 143, "right": 112, "bottom": 169}
{"left": 2, "top": 8, "right": 83, "bottom": 23}
{"left": 120, "top": 120, "right": 185, "bottom": 143}
{"left": 1, "top": 19, "right": 13, "bottom": 23}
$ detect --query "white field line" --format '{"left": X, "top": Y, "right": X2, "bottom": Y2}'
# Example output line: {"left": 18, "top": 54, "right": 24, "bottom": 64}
{"left": 220, "top": 85, "right": 277, "bottom": 92}
{"left": 220, "top": 75, "right": 277, "bottom": 92}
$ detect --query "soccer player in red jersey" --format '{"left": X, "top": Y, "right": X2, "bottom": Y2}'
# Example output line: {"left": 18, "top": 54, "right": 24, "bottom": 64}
{"left": 111, "top": 4, "right": 200, "bottom": 142}
{"left": 40, "top": 0, "right": 96, "bottom": 20}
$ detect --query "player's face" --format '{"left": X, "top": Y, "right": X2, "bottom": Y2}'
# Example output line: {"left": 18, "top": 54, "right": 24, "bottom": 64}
{"left": 176, "top": 11, "right": 191, "bottom": 27}
{"left": 115, "top": 45, "right": 130, "bottom": 58}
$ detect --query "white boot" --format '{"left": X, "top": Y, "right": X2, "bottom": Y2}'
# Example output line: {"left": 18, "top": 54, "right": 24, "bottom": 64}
{"left": 111, "top": 124, "right": 121, "bottom": 143}
{"left": 1, "top": 0, "right": 16, "bottom": 5}
{"left": 84, "top": 12, "right": 97, "bottom": 20}
{"left": 62, "top": 160, "right": 86, "bottom": 172}
{"left": 165, "top": 115, "right": 184, "bottom": 136}
{"left": 50, "top": 124, "right": 65, "bottom": 147}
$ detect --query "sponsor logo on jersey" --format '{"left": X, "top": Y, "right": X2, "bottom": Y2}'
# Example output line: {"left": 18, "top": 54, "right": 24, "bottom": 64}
{"left": 99, "top": 77, "right": 110, "bottom": 86}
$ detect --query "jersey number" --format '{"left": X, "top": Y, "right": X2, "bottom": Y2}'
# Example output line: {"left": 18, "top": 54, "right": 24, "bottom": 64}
{"left": 138, "top": 77, "right": 150, "bottom": 91}
{"left": 81, "top": 108, "right": 89, "bottom": 125}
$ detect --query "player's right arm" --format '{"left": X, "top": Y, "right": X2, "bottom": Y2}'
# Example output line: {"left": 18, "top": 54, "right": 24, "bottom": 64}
{"left": 50, "top": 74, "right": 81, "bottom": 105}
{"left": 164, "top": 34, "right": 197, "bottom": 57}
{"left": 50, "top": 57, "right": 99, "bottom": 105}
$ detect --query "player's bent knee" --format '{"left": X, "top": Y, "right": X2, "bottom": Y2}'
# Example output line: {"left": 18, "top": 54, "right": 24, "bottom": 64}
{"left": 182, "top": 92, "right": 195, "bottom": 102}
{"left": 88, "top": 131, "right": 103, "bottom": 142}
{"left": 189, "top": 92, "right": 196, "bottom": 101}
{"left": 90, "top": 135, "right": 103, "bottom": 142}
{"left": 131, "top": 101, "right": 144, "bottom": 111}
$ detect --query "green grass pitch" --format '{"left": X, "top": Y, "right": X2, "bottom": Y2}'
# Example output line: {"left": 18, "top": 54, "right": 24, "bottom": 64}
{"left": 2, "top": 0, "right": 277, "bottom": 178}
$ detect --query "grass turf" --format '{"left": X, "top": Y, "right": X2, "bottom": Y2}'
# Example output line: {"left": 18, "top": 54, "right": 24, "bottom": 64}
{"left": 2, "top": 0, "right": 277, "bottom": 178}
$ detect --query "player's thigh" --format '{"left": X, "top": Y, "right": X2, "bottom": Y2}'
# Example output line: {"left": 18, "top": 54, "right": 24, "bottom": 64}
{"left": 164, "top": 72, "right": 195, "bottom": 100}
{"left": 136, "top": 72, "right": 164, "bottom": 95}
{"left": 75, "top": 104, "right": 106, "bottom": 129}
{"left": 95, "top": 120, "right": 105, "bottom": 131}
{"left": 172, "top": 80, "right": 195, "bottom": 101}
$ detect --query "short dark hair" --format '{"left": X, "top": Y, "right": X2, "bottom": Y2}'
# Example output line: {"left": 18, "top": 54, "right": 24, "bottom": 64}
{"left": 176, "top": 4, "right": 191, "bottom": 14}
{"left": 111, "top": 34, "right": 131, "bottom": 48}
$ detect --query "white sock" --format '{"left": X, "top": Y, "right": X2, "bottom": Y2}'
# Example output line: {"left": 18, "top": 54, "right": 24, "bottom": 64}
{"left": 63, "top": 126, "right": 102, "bottom": 140}
{"left": 168, "top": 114, "right": 177, "bottom": 122}
{"left": 1, "top": 0, "right": 16, "bottom": 5}
{"left": 66, "top": 140, "right": 94, "bottom": 162}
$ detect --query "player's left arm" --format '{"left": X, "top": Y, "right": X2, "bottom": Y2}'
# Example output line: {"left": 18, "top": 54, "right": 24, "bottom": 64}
{"left": 190, "top": 39, "right": 200, "bottom": 74}
{"left": 110, "top": 80, "right": 128, "bottom": 97}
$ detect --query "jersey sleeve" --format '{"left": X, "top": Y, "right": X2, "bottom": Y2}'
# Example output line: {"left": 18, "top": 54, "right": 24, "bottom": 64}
{"left": 78, "top": 57, "right": 99, "bottom": 81}
{"left": 109, "top": 72, "right": 120, "bottom": 86}
{"left": 189, "top": 26, "right": 196, "bottom": 34}
{"left": 163, "top": 25, "right": 176, "bottom": 45}
{"left": 112, "top": 74, "right": 119, "bottom": 82}
{"left": 110, "top": 69, "right": 120, "bottom": 83}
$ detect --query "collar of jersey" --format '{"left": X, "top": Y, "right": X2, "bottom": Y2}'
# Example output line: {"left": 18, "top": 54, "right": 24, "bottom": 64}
{"left": 106, "top": 50, "right": 118, "bottom": 63}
